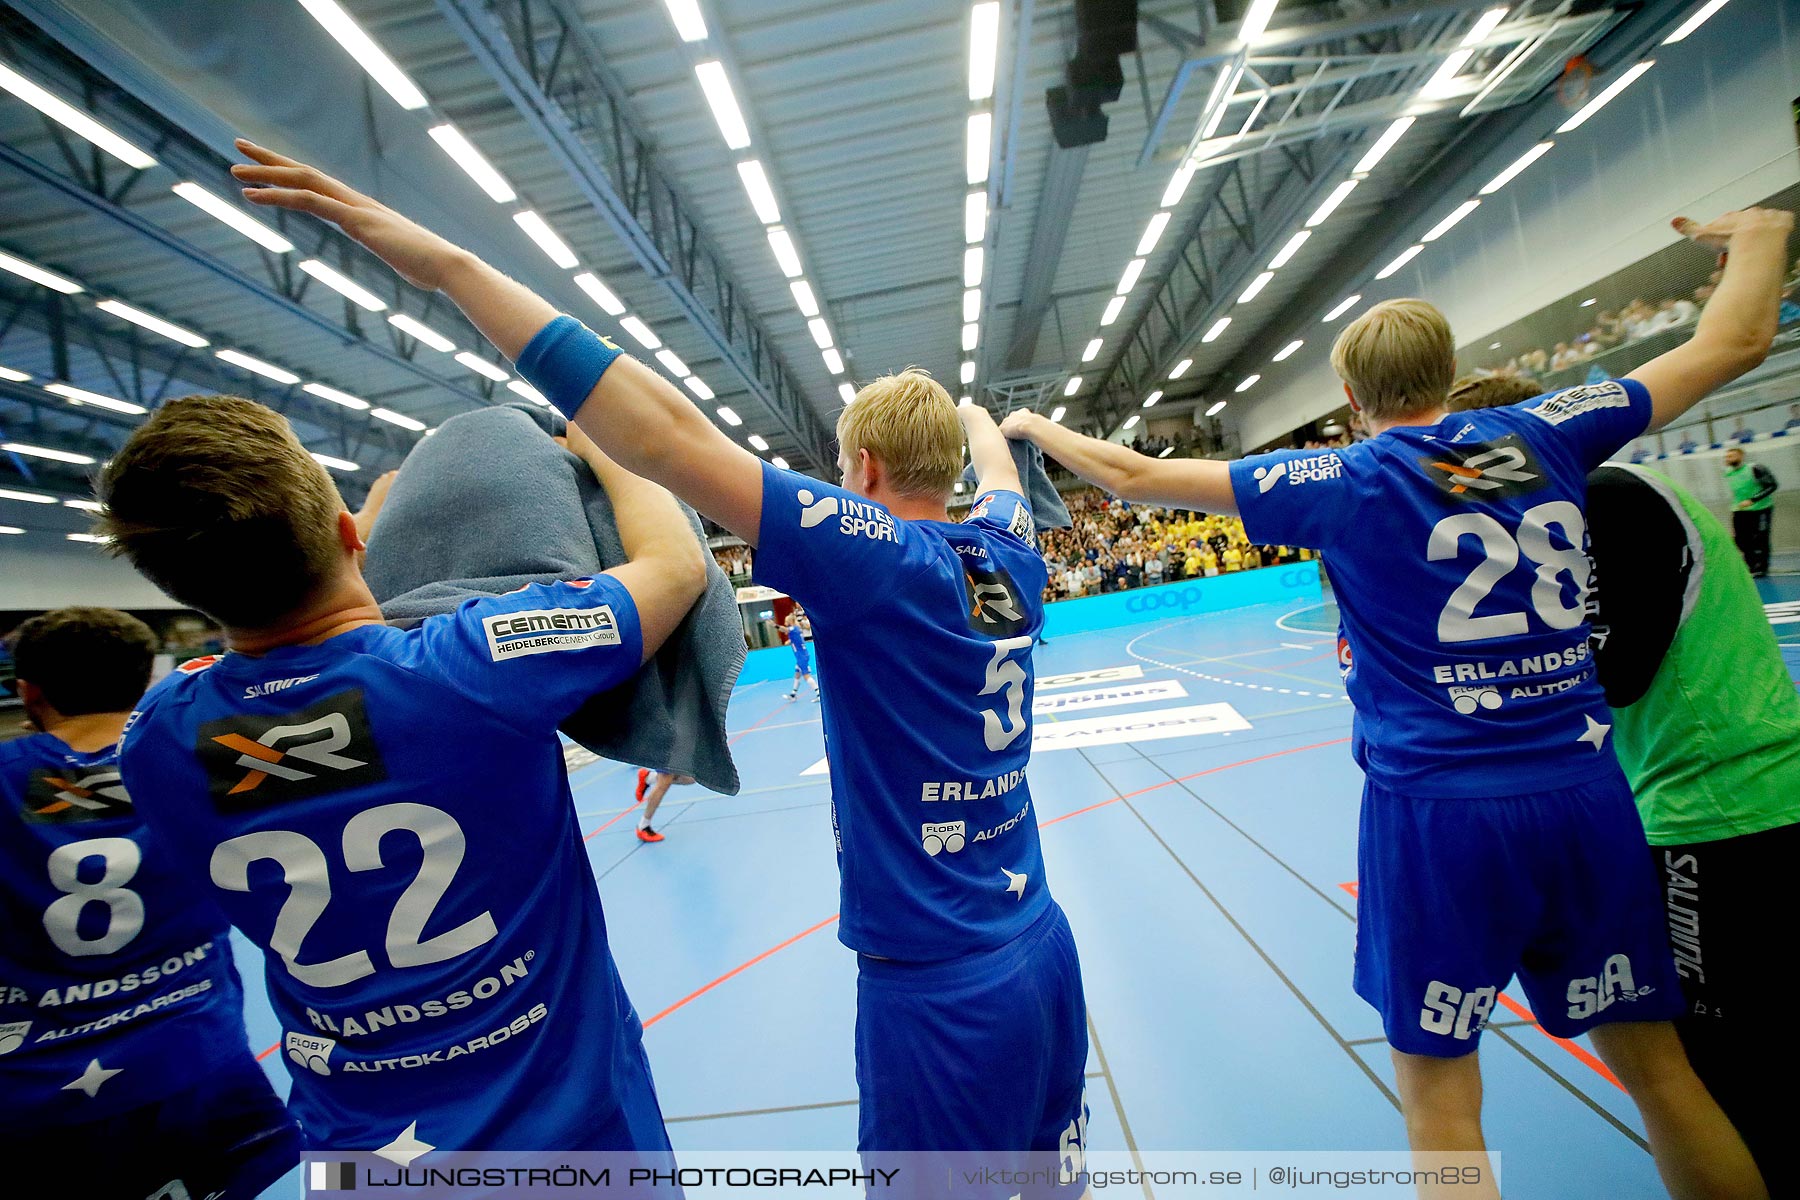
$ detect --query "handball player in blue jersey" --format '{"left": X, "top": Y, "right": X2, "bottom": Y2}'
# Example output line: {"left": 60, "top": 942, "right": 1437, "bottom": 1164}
{"left": 232, "top": 139, "right": 1092, "bottom": 1191}
{"left": 783, "top": 610, "right": 818, "bottom": 701}
{"left": 1005, "top": 209, "right": 1790, "bottom": 1199}
{"left": 1, "top": 607, "right": 299, "bottom": 1195}
{"left": 97, "top": 394, "right": 706, "bottom": 1162}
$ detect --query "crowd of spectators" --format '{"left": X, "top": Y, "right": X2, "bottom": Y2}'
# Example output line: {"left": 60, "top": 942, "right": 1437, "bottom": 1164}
{"left": 712, "top": 544, "right": 753, "bottom": 582}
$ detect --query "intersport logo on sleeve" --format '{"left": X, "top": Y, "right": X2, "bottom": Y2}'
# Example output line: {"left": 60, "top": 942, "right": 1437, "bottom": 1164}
{"left": 481, "top": 606, "right": 621, "bottom": 661}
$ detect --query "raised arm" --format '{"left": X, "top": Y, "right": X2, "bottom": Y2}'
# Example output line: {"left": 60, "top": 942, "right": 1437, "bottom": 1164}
{"left": 230, "top": 140, "right": 767, "bottom": 544}
{"left": 960, "top": 403, "right": 1023, "bottom": 496}
{"left": 1630, "top": 207, "right": 1794, "bottom": 432}
{"left": 1000, "top": 410, "right": 1238, "bottom": 515}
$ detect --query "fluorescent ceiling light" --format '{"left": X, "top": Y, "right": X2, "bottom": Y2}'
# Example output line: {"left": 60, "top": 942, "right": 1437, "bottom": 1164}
{"left": 655, "top": 348, "right": 690, "bottom": 376}
{"left": 767, "top": 228, "right": 803, "bottom": 278}
{"left": 62, "top": 500, "right": 100, "bottom": 514}
{"left": 1273, "top": 339, "right": 1304, "bottom": 361}
{"left": 838, "top": 382, "right": 856, "bottom": 403}
{"left": 963, "top": 246, "right": 984, "bottom": 287}
{"left": 1123, "top": 414, "right": 1139, "bottom": 431}
{"left": 1136, "top": 211, "right": 1173, "bottom": 257}
{"left": 1081, "top": 338, "right": 1103, "bottom": 363}
{"left": 807, "top": 319, "right": 833, "bottom": 350}
{"left": 0, "top": 487, "right": 56, "bottom": 504}
{"left": 963, "top": 288, "right": 981, "bottom": 323}
{"left": 962, "top": 322, "right": 980, "bottom": 352}
{"left": 1169, "top": 358, "right": 1193, "bottom": 379}
{"left": 304, "top": 382, "right": 370, "bottom": 410}
{"left": 959, "top": 395, "right": 973, "bottom": 408}
{"left": 95, "top": 300, "right": 207, "bottom": 347}
{"left": 619, "top": 316, "right": 662, "bottom": 349}
{"left": 0, "top": 250, "right": 82, "bottom": 294}
{"left": 573, "top": 272, "right": 627, "bottom": 317}
{"left": 1422, "top": 199, "right": 1481, "bottom": 242}
{"left": 0, "top": 62, "right": 156, "bottom": 169}
{"left": 1306, "top": 179, "right": 1358, "bottom": 228}
{"left": 1162, "top": 161, "right": 1197, "bottom": 208}
{"left": 1101, "top": 295, "right": 1126, "bottom": 326}
{"left": 771, "top": 456, "right": 789, "bottom": 470}
{"left": 216, "top": 348, "right": 299, "bottom": 385}
{"left": 748, "top": 434, "right": 769, "bottom": 451}
{"left": 1558, "top": 61, "right": 1655, "bottom": 132}
{"left": 969, "top": 2, "right": 1001, "bottom": 101}
{"left": 1324, "top": 294, "right": 1362, "bottom": 321}
{"left": 3, "top": 442, "right": 94, "bottom": 465}
{"left": 790, "top": 280, "right": 820, "bottom": 317}
{"left": 309, "top": 451, "right": 360, "bottom": 472}
{"left": 966, "top": 112, "right": 992, "bottom": 184}
{"left": 454, "top": 351, "right": 510, "bottom": 381}
{"left": 1480, "top": 141, "right": 1554, "bottom": 195}
{"left": 717, "top": 407, "right": 743, "bottom": 426}
{"left": 1421, "top": 49, "right": 1476, "bottom": 100}
{"left": 685, "top": 376, "right": 715, "bottom": 401}
{"left": 1239, "top": 271, "right": 1275, "bottom": 304}
{"left": 1206, "top": 399, "right": 1228, "bottom": 416}
{"left": 1200, "top": 65, "right": 1244, "bottom": 139}
{"left": 661, "top": 0, "right": 708, "bottom": 42}
{"left": 823, "top": 348, "right": 845, "bottom": 374}
{"left": 1580, "top": 297, "right": 1597, "bottom": 307}
{"left": 1049, "top": 406, "right": 1066, "bottom": 423}
{"left": 297, "top": 0, "right": 428, "bottom": 109}
{"left": 1353, "top": 117, "right": 1414, "bottom": 175}
{"left": 965, "top": 191, "right": 987, "bottom": 244}
{"left": 1116, "top": 258, "right": 1147, "bottom": 295}
{"left": 46, "top": 383, "right": 145, "bottom": 415}
{"left": 1203, "top": 317, "right": 1231, "bottom": 343}
{"left": 1664, "top": 0, "right": 1731, "bottom": 43}
{"left": 1238, "top": 0, "right": 1280, "bottom": 42}
{"left": 372, "top": 407, "right": 426, "bottom": 432}
{"left": 1143, "top": 390, "right": 1162, "bottom": 407}
{"left": 388, "top": 313, "right": 456, "bottom": 352}
{"left": 1234, "top": 375, "right": 1261, "bottom": 393}
{"left": 694, "top": 61, "right": 751, "bottom": 150}
{"left": 67, "top": 532, "right": 109, "bottom": 544}
{"left": 0, "top": 526, "right": 20, "bottom": 535}
{"left": 1064, "top": 376, "right": 1082, "bottom": 397}
{"left": 172, "top": 182, "right": 294, "bottom": 253}
{"left": 427, "top": 124, "right": 514, "bottom": 203}
{"left": 960, "top": 360, "right": 976, "bottom": 384}
{"left": 1463, "top": 7, "right": 1509, "bottom": 45}
{"left": 512, "top": 211, "right": 579, "bottom": 270}
{"left": 1158, "top": 446, "right": 1174, "bottom": 457}
{"left": 0, "top": 366, "right": 27, "bottom": 382}
{"left": 507, "top": 379, "right": 550, "bottom": 406}
{"left": 737, "top": 160, "right": 782, "bottom": 225}
{"left": 1376, "top": 244, "right": 1425, "bottom": 279}
{"left": 1268, "top": 230, "right": 1311, "bottom": 270}
{"left": 299, "top": 259, "right": 387, "bottom": 311}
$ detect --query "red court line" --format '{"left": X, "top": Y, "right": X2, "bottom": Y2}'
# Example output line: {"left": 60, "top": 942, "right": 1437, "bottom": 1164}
{"left": 1493, "top": 994, "right": 1624, "bottom": 1091}
{"left": 257, "top": 1041, "right": 278, "bottom": 1061}
{"left": 728, "top": 696, "right": 796, "bottom": 745}
{"left": 642, "top": 914, "right": 841, "bottom": 1030}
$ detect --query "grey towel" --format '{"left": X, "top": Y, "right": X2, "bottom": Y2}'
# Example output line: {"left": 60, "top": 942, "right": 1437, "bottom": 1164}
{"left": 365, "top": 403, "right": 744, "bottom": 795}
{"left": 961, "top": 439, "right": 1071, "bottom": 530}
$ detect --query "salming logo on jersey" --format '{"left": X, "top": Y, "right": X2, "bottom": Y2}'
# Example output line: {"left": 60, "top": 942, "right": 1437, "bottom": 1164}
{"left": 964, "top": 565, "right": 1029, "bottom": 638}
{"left": 195, "top": 690, "right": 386, "bottom": 808}
{"left": 1420, "top": 434, "right": 1547, "bottom": 502}
{"left": 22, "top": 767, "right": 132, "bottom": 824}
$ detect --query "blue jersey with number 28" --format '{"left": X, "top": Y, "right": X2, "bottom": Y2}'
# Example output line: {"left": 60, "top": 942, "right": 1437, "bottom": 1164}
{"left": 119, "top": 577, "right": 658, "bottom": 1154}
{"left": 1229, "top": 379, "right": 1653, "bottom": 798}
{"left": 754, "top": 462, "right": 1052, "bottom": 961}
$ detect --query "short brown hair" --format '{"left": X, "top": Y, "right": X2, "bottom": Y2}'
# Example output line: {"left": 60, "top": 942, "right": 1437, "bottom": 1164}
{"left": 96, "top": 395, "right": 348, "bottom": 628}
{"left": 1447, "top": 373, "right": 1542, "bottom": 413}
{"left": 10, "top": 607, "right": 157, "bottom": 716}
{"left": 1330, "top": 298, "right": 1457, "bottom": 421}
{"left": 836, "top": 369, "right": 964, "bottom": 499}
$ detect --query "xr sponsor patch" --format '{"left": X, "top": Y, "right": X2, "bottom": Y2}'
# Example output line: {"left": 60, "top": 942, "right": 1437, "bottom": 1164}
{"left": 196, "top": 690, "right": 386, "bottom": 809}
{"left": 1420, "top": 433, "right": 1548, "bottom": 503}
{"left": 964, "top": 564, "right": 1030, "bottom": 639}
{"left": 22, "top": 767, "right": 132, "bottom": 824}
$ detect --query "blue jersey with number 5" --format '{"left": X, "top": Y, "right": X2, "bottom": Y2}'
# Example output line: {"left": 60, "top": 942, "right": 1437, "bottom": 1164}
{"left": 1230, "top": 380, "right": 1653, "bottom": 798}
{"left": 118, "top": 577, "right": 660, "bottom": 1153}
{"left": 754, "top": 463, "right": 1051, "bottom": 961}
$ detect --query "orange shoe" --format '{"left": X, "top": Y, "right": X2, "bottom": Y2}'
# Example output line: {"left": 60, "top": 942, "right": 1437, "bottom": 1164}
{"left": 636, "top": 825, "right": 665, "bottom": 843}
{"left": 635, "top": 767, "right": 649, "bottom": 804}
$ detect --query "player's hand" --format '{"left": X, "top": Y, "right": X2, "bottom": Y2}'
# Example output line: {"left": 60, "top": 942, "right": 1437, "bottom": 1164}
{"left": 232, "top": 139, "right": 470, "bottom": 291}
{"left": 353, "top": 469, "right": 399, "bottom": 543}
{"left": 1673, "top": 208, "right": 1795, "bottom": 250}
{"left": 1000, "top": 410, "right": 1040, "bottom": 441}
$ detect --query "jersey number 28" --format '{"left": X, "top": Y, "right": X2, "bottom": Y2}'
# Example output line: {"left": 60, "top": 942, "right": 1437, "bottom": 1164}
{"left": 1427, "top": 501, "right": 1588, "bottom": 644}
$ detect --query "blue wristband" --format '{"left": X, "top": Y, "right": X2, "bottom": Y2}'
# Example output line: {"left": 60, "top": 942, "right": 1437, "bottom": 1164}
{"left": 515, "top": 315, "right": 625, "bottom": 420}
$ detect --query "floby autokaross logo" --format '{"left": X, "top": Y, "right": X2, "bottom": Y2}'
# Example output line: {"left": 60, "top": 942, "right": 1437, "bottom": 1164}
{"left": 922, "top": 821, "right": 966, "bottom": 856}
{"left": 287, "top": 1030, "right": 337, "bottom": 1075}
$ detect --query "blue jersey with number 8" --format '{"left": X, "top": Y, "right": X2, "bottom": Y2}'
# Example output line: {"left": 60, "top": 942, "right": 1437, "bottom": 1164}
{"left": 1229, "top": 380, "right": 1653, "bottom": 798}
{"left": 754, "top": 463, "right": 1051, "bottom": 961}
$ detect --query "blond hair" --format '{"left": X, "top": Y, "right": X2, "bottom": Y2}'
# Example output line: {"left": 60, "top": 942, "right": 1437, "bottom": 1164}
{"left": 1329, "top": 298, "right": 1457, "bottom": 420}
{"left": 97, "top": 395, "right": 349, "bottom": 628}
{"left": 835, "top": 368, "right": 963, "bottom": 498}
{"left": 1446, "top": 373, "right": 1542, "bottom": 413}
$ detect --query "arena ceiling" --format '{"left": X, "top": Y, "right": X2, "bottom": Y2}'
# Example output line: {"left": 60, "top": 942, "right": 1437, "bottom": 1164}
{"left": 0, "top": 0, "right": 1708, "bottom": 543}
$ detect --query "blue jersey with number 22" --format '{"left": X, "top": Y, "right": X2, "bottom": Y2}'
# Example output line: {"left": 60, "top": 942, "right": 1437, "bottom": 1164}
{"left": 1229, "top": 380, "right": 1653, "bottom": 798}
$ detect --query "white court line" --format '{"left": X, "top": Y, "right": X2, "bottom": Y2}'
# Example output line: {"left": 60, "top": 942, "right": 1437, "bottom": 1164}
{"left": 1125, "top": 619, "right": 1346, "bottom": 703}
{"left": 1274, "top": 602, "right": 1337, "bottom": 638}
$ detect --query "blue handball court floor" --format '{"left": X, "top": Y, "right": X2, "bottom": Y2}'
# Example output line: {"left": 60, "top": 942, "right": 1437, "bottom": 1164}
{"left": 237, "top": 561, "right": 1800, "bottom": 1199}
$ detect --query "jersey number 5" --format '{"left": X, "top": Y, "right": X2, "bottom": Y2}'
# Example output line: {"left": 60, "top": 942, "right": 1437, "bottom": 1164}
{"left": 209, "top": 802, "right": 497, "bottom": 988}
{"left": 979, "top": 636, "right": 1034, "bottom": 752}
{"left": 1427, "top": 501, "right": 1588, "bottom": 644}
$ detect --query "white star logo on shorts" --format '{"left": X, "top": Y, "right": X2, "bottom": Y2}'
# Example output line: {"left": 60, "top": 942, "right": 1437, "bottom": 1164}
{"left": 1577, "top": 714, "right": 1612, "bottom": 751}
{"left": 1001, "top": 867, "right": 1028, "bottom": 900}
{"left": 62, "top": 1058, "right": 121, "bottom": 1098}
{"left": 375, "top": 1121, "right": 434, "bottom": 1168}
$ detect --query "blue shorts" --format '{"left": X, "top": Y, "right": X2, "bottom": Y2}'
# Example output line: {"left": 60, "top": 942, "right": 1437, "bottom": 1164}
{"left": 792, "top": 649, "right": 811, "bottom": 673}
{"left": 1354, "top": 767, "right": 1685, "bottom": 1057}
{"left": 855, "top": 903, "right": 1088, "bottom": 1195}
